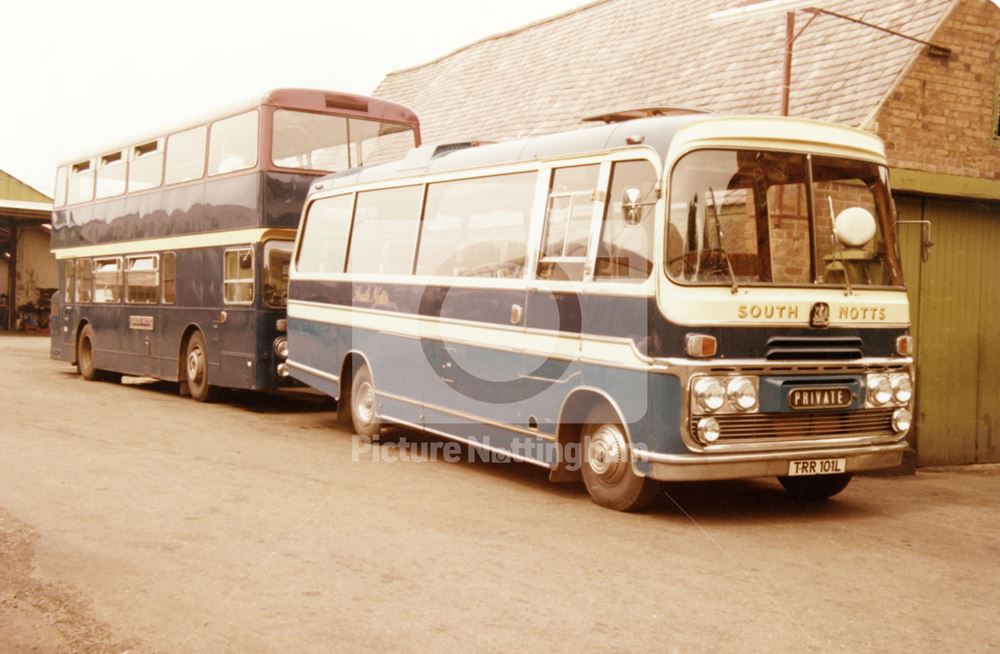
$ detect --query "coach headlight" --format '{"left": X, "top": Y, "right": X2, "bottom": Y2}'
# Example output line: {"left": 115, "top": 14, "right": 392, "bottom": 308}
{"left": 697, "top": 417, "right": 721, "bottom": 443}
{"left": 892, "top": 408, "right": 912, "bottom": 433}
{"left": 866, "top": 374, "right": 892, "bottom": 406}
{"left": 726, "top": 376, "right": 758, "bottom": 411}
{"left": 693, "top": 377, "right": 725, "bottom": 412}
{"left": 273, "top": 336, "right": 289, "bottom": 360}
{"left": 890, "top": 373, "right": 912, "bottom": 404}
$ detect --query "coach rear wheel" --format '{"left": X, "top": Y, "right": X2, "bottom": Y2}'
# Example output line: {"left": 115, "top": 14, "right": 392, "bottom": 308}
{"left": 184, "top": 331, "right": 219, "bottom": 403}
{"left": 76, "top": 324, "right": 98, "bottom": 381}
{"left": 350, "top": 364, "right": 382, "bottom": 437}
{"left": 580, "top": 407, "right": 659, "bottom": 512}
{"left": 777, "top": 473, "right": 853, "bottom": 500}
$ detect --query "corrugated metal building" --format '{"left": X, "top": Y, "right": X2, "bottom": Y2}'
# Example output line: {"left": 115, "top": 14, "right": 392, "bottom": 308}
{"left": 0, "top": 170, "right": 56, "bottom": 332}
{"left": 372, "top": 0, "right": 1000, "bottom": 465}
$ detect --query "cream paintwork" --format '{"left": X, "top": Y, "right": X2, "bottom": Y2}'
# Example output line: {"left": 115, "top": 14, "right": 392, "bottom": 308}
{"left": 52, "top": 228, "right": 297, "bottom": 259}
{"left": 656, "top": 282, "right": 910, "bottom": 327}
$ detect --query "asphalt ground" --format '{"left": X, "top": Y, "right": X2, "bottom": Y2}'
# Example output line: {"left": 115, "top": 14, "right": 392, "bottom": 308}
{"left": 1, "top": 334, "right": 998, "bottom": 652}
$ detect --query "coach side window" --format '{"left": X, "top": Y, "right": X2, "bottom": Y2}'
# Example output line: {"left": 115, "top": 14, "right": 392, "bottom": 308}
{"left": 125, "top": 255, "right": 159, "bottom": 304}
{"left": 297, "top": 194, "right": 354, "bottom": 273}
{"left": 224, "top": 248, "right": 254, "bottom": 304}
{"left": 162, "top": 253, "right": 176, "bottom": 304}
{"left": 165, "top": 125, "right": 207, "bottom": 185}
{"left": 417, "top": 172, "right": 536, "bottom": 278}
{"left": 595, "top": 160, "right": 657, "bottom": 281}
{"left": 537, "top": 164, "right": 600, "bottom": 281}
{"left": 346, "top": 186, "right": 422, "bottom": 275}
{"left": 75, "top": 260, "right": 93, "bottom": 303}
{"left": 208, "top": 110, "right": 258, "bottom": 176}
{"left": 93, "top": 257, "right": 122, "bottom": 303}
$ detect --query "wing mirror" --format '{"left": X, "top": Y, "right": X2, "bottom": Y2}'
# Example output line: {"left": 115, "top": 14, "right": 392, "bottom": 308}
{"left": 622, "top": 187, "right": 657, "bottom": 225}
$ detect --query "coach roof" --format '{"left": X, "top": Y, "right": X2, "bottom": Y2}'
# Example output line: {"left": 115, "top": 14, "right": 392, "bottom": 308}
{"left": 312, "top": 112, "right": 887, "bottom": 192}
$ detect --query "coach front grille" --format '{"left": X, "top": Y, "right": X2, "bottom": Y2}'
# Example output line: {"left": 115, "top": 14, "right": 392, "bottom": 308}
{"left": 690, "top": 408, "right": 895, "bottom": 443}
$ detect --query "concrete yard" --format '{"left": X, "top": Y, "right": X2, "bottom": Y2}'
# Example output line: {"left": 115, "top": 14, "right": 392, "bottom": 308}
{"left": 0, "top": 334, "right": 998, "bottom": 653}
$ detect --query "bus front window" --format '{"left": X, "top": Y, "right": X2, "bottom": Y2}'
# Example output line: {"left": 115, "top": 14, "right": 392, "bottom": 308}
{"left": 666, "top": 149, "right": 902, "bottom": 288}
{"left": 271, "top": 110, "right": 416, "bottom": 172}
{"left": 263, "top": 240, "right": 293, "bottom": 308}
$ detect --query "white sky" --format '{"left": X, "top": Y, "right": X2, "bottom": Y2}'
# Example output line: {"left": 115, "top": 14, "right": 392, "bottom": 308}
{"left": 0, "top": 0, "right": 588, "bottom": 197}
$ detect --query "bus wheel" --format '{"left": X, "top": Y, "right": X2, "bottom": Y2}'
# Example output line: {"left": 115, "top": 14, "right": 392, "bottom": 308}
{"left": 580, "top": 406, "right": 659, "bottom": 512}
{"left": 184, "top": 331, "right": 219, "bottom": 403}
{"left": 350, "top": 363, "right": 382, "bottom": 437}
{"left": 76, "top": 324, "right": 99, "bottom": 381}
{"left": 777, "top": 473, "right": 853, "bottom": 501}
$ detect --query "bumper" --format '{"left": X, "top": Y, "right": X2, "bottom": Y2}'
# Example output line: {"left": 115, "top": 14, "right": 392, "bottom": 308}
{"left": 633, "top": 441, "right": 907, "bottom": 481}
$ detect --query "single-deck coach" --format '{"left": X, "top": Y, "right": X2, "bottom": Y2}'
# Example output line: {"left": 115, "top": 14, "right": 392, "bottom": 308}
{"left": 286, "top": 114, "right": 916, "bottom": 511}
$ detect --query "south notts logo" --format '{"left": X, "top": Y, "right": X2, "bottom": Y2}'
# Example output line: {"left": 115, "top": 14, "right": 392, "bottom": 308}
{"left": 810, "top": 302, "right": 830, "bottom": 328}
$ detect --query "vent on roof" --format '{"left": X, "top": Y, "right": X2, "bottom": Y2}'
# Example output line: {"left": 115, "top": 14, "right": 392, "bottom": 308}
{"left": 325, "top": 93, "right": 368, "bottom": 112}
{"left": 432, "top": 140, "right": 495, "bottom": 157}
{"left": 583, "top": 107, "right": 710, "bottom": 123}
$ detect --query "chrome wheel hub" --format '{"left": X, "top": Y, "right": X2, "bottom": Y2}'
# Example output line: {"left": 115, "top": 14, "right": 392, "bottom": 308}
{"left": 186, "top": 348, "right": 203, "bottom": 382}
{"left": 356, "top": 380, "right": 375, "bottom": 425}
{"left": 586, "top": 424, "right": 629, "bottom": 485}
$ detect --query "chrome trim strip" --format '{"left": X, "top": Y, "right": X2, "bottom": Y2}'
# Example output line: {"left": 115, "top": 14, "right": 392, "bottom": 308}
{"left": 380, "top": 415, "right": 555, "bottom": 470}
{"left": 634, "top": 440, "right": 907, "bottom": 465}
{"left": 377, "top": 388, "right": 554, "bottom": 441}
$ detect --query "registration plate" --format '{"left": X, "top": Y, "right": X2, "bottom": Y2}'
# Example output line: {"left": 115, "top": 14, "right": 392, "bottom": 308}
{"left": 787, "top": 458, "right": 847, "bottom": 476}
{"left": 788, "top": 386, "right": 853, "bottom": 410}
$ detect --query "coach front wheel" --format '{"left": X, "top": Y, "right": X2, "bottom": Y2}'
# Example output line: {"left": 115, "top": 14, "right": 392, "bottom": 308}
{"left": 580, "top": 406, "right": 659, "bottom": 512}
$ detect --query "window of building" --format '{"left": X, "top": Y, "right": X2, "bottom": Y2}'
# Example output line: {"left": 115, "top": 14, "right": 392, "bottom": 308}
{"left": 416, "top": 172, "right": 536, "bottom": 278}
{"left": 346, "top": 186, "right": 423, "bottom": 275}
{"left": 595, "top": 160, "right": 657, "bottom": 281}
{"left": 96, "top": 150, "right": 127, "bottom": 199}
{"left": 208, "top": 110, "right": 258, "bottom": 176}
{"left": 75, "top": 259, "right": 93, "bottom": 303}
{"left": 93, "top": 257, "right": 122, "bottom": 303}
{"left": 537, "top": 164, "right": 600, "bottom": 281}
{"left": 297, "top": 194, "right": 355, "bottom": 273}
{"left": 54, "top": 167, "right": 67, "bottom": 207}
{"left": 67, "top": 160, "right": 95, "bottom": 204}
{"left": 162, "top": 252, "right": 176, "bottom": 304}
{"left": 64, "top": 260, "right": 75, "bottom": 303}
{"left": 263, "top": 241, "right": 293, "bottom": 308}
{"left": 224, "top": 248, "right": 254, "bottom": 304}
{"left": 125, "top": 255, "right": 159, "bottom": 304}
{"left": 272, "top": 110, "right": 349, "bottom": 172}
{"left": 128, "top": 139, "right": 164, "bottom": 192}
{"left": 164, "top": 125, "right": 207, "bottom": 185}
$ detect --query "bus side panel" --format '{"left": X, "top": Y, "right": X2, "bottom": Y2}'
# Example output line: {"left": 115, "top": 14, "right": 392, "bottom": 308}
{"left": 346, "top": 327, "right": 425, "bottom": 426}
{"left": 216, "top": 307, "right": 257, "bottom": 390}
{"left": 264, "top": 173, "right": 316, "bottom": 229}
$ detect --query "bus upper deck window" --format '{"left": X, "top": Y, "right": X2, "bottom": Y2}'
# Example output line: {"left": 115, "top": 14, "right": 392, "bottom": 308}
{"left": 67, "top": 160, "right": 95, "bottom": 204}
{"left": 165, "top": 126, "right": 207, "bottom": 185}
{"left": 96, "top": 150, "right": 127, "bottom": 199}
{"left": 208, "top": 110, "right": 258, "bottom": 176}
{"left": 272, "top": 110, "right": 348, "bottom": 172}
{"left": 128, "top": 140, "right": 164, "bottom": 192}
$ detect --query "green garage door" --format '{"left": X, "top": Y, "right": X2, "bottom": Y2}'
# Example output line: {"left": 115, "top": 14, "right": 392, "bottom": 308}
{"left": 896, "top": 195, "right": 1000, "bottom": 465}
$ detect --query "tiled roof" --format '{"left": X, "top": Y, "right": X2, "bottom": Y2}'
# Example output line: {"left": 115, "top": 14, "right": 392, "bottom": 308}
{"left": 374, "top": 0, "right": 957, "bottom": 145}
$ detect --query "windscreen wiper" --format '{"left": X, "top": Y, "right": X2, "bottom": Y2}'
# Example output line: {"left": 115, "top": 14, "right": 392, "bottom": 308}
{"left": 708, "top": 188, "right": 740, "bottom": 295}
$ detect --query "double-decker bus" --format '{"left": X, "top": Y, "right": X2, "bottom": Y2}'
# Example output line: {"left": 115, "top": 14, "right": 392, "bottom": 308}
{"left": 49, "top": 89, "right": 420, "bottom": 401}
{"left": 286, "top": 114, "right": 918, "bottom": 511}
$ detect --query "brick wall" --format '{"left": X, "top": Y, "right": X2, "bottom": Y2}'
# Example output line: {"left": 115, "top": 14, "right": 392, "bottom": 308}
{"left": 872, "top": 0, "right": 1000, "bottom": 180}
